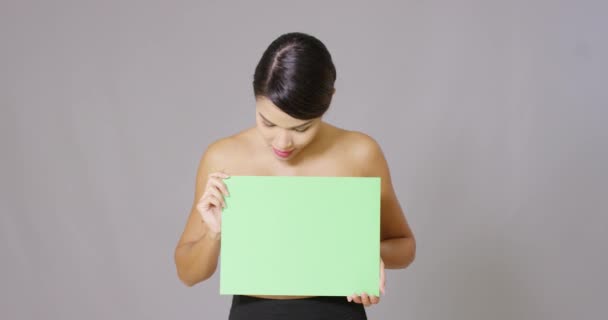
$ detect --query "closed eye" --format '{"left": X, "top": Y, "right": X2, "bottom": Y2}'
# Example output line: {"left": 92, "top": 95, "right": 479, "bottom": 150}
{"left": 293, "top": 126, "right": 311, "bottom": 133}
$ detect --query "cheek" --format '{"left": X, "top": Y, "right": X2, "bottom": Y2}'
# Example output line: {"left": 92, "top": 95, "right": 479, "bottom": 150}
{"left": 293, "top": 131, "right": 317, "bottom": 147}
{"left": 256, "top": 126, "right": 274, "bottom": 142}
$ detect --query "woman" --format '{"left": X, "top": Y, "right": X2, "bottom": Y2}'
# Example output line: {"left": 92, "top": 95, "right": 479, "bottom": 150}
{"left": 174, "top": 32, "right": 416, "bottom": 320}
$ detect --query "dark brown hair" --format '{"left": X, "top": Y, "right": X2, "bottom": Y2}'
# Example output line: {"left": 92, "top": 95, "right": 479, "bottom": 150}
{"left": 253, "top": 32, "right": 337, "bottom": 120}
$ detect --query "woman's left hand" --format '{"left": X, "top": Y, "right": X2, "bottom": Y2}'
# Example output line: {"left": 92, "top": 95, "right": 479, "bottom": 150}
{"left": 347, "top": 258, "right": 386, "bottom": 306}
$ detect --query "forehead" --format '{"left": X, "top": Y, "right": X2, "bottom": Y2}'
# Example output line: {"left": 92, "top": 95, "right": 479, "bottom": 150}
{"left": 255, "top": 96, "right": 313, "bottom": 126}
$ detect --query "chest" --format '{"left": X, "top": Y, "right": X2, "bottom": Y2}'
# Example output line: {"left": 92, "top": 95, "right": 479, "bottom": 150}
{"left": 228, "top": 154, "right": 363, "bottom": 177}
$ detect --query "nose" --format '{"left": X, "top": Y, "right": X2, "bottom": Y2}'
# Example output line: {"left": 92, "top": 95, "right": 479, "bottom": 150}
{"left": 274, "top": 129, "right": 293, "bottom": 150}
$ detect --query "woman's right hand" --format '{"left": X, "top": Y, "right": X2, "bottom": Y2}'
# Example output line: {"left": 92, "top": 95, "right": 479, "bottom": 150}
{"left": 196, "top": 172, "right": 230, "bottom": 237}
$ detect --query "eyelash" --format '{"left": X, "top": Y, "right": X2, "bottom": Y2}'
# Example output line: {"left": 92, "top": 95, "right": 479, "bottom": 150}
{"left": 294, "top": 126, "right": 311, "bottom": 133}
{"left": 263, "top": 122, "right": 310, "bottom": 133}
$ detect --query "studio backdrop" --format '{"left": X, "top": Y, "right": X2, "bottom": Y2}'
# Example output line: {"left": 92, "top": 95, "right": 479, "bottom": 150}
{"left": 2, "top": 1, "right": 606, "bottom": 319}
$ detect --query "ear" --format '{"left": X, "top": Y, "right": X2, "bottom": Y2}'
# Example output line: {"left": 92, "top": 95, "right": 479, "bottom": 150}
{"left": 332, "top": 87, "right": 336, "bottom": 96}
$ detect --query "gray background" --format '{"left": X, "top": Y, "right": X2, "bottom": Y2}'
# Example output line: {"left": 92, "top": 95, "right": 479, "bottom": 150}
{"left": 2, "top": 0, "right": 607, "bottom": 319}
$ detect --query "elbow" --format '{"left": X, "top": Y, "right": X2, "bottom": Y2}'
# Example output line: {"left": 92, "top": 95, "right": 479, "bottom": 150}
{"left": 177, "top": 270, "right": 202, "bottom": 287}
{"left": 176, "top": 264, "right": 216, "bottom": 287}
{"left": 395, "top": 236, "right": 416, "bottom": 269}
{"left": 402, "top": 237, "right": 416, "bottom": 268}
{"left": 179, "top": 277, "right": 195, "bottom": 287}
{"left": 177, "top": 270, "right": 198, "bottom": 287}
{"left": 179, "top": 276, "right": 200, "bottom": 288}
{"left": 381, "top": 236, "right": 416, "bottom": 269}
{"left": 176, "top": 266, "right": 194, "bottom": 287}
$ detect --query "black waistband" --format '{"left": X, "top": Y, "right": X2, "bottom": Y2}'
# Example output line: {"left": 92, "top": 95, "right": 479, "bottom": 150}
{"left": 229, "top": 295, "right": 367, "bottom": 320}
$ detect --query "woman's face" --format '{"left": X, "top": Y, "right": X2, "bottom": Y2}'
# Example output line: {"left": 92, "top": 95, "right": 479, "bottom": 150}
{"left": 255, "top": 96, "right": 323, "bottom": 162}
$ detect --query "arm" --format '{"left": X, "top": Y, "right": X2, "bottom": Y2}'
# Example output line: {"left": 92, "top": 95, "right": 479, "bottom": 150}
{"left": 348, "top": 134, "right": 417, "bottom": 306}
{"left": 379, "top": 173, "right": 416, "bottom": 269}
{"left": 174, "top": 145, "right": 223, "bottom": 286}
{"left": 360, "top": 135, "right": 416, "bottom": 269}
{"left": 174, "top": 223, "right": 221, "bottom": 286}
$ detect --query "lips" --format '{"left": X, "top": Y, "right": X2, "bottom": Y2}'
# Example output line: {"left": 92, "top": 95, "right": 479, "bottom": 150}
{"left": 272, "top": 147, "right": 294, "bottom": 158}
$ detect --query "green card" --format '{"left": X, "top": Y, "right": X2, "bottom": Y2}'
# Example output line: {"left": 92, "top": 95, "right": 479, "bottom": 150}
{"left": 219, "top": 176, "right": 380, "bottom": 296}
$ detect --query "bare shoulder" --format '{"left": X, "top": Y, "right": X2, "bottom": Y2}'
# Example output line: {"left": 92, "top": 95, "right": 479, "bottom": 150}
{"left": 329, "top": 127, "right": 387, "bottom": 176}
{"left": 341, "top": 130, "right": 385, "bottom": 163}
{"left": 198, "top": 129, "right": 255, "bottom": 173}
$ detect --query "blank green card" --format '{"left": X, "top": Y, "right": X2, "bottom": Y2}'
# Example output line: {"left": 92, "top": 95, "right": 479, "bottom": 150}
{"left": 220, "top": 176, "right": 380, "bottom": 296}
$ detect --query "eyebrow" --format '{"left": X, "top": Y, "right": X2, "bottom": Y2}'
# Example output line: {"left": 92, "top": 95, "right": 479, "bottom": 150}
{"left": 259, "top": 113, "right": 314, "bottom": 129}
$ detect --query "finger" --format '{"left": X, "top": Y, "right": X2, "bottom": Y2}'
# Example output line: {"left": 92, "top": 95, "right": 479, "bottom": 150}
{"left": 206, "top": 176, "right": 229, "bottom": 199}
{"left": 198, "top": 194, "right": 215, "bottom": 210}
{"left": 216, "top": 168, "right": 231, "bottom": 178}
{"left": 360, "top": 293, "right": 371, "bottom": 306}
{"left": 204, "top": 194, "right": 223, "bottom": 209}
{"left": 208, "top": 177, "right": 230, "bottom": 197}
{"left": 346, "top": 295, "right": 353, "bottom": 302}
{"left": 352, "top": 294, "right": 362, "bottom": 304}
{"left": 199, "top": 191, "right": 214, "bottom": 205}
{"left": 370, "top": 295, "right": 380, "bottom": 304}
{"left": 205, "top": 186, "right": 226, "bottom": 208}
{"left": 209, "top": 172, "right": 230, "bottom": 180}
